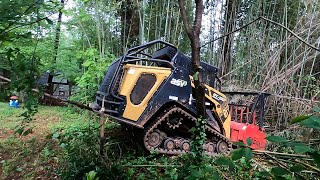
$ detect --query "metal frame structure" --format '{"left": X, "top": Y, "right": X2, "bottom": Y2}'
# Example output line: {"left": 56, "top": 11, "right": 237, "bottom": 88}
{"left": 223, "top": 91, "right": 271, "bottom": 128}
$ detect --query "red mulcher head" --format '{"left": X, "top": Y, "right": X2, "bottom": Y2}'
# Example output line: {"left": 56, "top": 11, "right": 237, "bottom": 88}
{"left": 230, "top": 121, "right": 266, "bottom": 150}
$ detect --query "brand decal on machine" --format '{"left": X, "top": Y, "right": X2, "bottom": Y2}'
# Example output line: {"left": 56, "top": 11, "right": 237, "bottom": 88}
{"left": 169, "top": 96, "right": 178, "bottom": 101}
{"left": 170, "top": 78, "right": 187, "bottom": 87}
{"left": 212, "top": 93, "right": 225, "bottom": 102}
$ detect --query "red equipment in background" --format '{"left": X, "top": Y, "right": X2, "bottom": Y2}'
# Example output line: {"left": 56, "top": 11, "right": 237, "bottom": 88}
{"left": 223, "top": 92, "right": 270, "bottom": 150}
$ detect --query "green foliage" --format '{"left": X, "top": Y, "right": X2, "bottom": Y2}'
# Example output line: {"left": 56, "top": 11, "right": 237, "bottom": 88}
{"left": 86, "top": 171, "right": 99, "bottom": 180}
{"left": 71, "top": 48, "right": 114, "bottom": 104}
{"left": 190, "top": 117, "right": 207, "bottom": 158}
{"left": 271, "top": 166, "right": 289, "bottom": 177}
{"left": 231, "top": 147, "right": 252, "bottom": 161}
{"left": 300, "top": 75, "right": 320, "bottom": 98}
{"left": 3, "top": 47, "right": 40, "bottom": 135}
{"left": 291, "top": 115, "right": 310, "bottom": 124}
{"left": 175, "top": 117, "right": 224, "bottom": 179}
{"left": 265, "top": 107, "right": 320, "bottom": 178}
{"left": 266, "top": 135, "right": 289, "bottom": 143}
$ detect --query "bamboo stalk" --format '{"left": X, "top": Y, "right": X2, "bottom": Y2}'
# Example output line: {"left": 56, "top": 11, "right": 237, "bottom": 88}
{"left": 253, "top": 150, "right": 309, "bottom": 158}
{"left": 266, "top": 153, "right": 307, "bottom": 180}
{"left": 295, "top": 159, "right": 320, "bottom": 174}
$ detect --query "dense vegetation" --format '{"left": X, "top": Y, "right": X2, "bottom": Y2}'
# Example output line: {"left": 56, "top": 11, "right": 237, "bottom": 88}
{"left": 0, "top": 0, "right": 319, "bottom": 179}
{"left": 0, "top": 102, "right": 320, "bottom": 179}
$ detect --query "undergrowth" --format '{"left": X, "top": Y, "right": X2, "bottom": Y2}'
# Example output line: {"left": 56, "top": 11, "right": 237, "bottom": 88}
{"left": 1, "top": 103, "right": 320, "bottom": 179}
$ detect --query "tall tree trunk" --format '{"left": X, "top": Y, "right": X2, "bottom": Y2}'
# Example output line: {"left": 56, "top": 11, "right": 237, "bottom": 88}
{"left": 220, "top": 0, "right": 238, "bottom": 76}
{"left": 179, "top": 0, "right": 206, "bottom": 118}
{"left": 48, "top": 0, "right": 64, "bottom": 95}
{"left": 120, "top": 0, "right": 140, "bottom": 51}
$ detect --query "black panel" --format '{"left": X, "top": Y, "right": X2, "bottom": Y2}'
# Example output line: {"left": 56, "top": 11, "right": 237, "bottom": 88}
{"left": 152, "top": 46, "right": 177, "bottom": 61}
{"left": 131, "top": 74, "right": 156, "bottom": 105}
{"left": 136, "top": 66, "right": 196, "bottom": 126}
{"left": 98, "top": 58, "right": 121, "bottom": 94}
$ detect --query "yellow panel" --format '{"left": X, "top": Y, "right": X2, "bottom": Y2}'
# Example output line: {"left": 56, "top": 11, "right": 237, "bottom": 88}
{"left": 119, "top": 64, "right": 171, "bottom": 121}
{"left": 223, "top": 113, "right": 231, "bottom": 138}
{"left": 190, "top": 76, "right": 230, "bottom": 137}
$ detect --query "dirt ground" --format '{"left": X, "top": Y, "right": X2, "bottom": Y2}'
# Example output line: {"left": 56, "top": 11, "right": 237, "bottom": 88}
{"left": 0, "top": 103, "right": 79, "bottom": 180}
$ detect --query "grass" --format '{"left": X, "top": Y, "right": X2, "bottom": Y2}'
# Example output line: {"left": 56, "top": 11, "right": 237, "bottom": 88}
{"left": 0, "top": 102, "right": 92, "bottom": 137}
{"left": 0, "top": 103, "right": 23, "bottom": 130}
{"left": 0, "top": 102, "right": 95, "bottom": 179}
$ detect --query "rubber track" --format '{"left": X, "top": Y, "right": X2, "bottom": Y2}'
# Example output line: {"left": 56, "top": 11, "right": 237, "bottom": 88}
{"left": 143, "top": 106, "right": 232, "bottom": 156}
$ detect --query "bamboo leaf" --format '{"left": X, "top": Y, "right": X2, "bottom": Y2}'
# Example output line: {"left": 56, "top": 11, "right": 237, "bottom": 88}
{"left": 246, "top": 138, "right": 253, "bottom": 146}
{"left": 312, "top": 152, "right": 320, "bottom": 168}
{"left": 266, "top": 135, "right": 288, "bottom": 143}
{"left": 300, "top": 116, "right": 320, "bottom": 129}
{"left": 290, "top": 165, "right": 304, "bottom": 172}
{"left": 291, "top": 115, "right": 310, "bottom": 124}
{"left": 271, "top": 167, "right": 289, "bottom": 176}
{"left": 244, "top": 148, "right": 253, "bottom": 161}
{"left": 294, "top": 145, "right": 314, "bottom": 154}
{"left": 231, "top": 148, "right": 244, "bottom": 160}
{"left": 312, "top": 106, "right": 320, "bottom": 113}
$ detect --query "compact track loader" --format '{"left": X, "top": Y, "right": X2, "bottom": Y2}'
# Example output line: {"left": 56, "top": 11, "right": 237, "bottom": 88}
{"left": 91, "top": 40, "right": 269, "bottom": 155}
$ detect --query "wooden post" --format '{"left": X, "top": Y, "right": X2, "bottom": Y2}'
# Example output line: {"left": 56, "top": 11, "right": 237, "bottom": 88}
{"left": 99, "top": 97, "right": 106, "bottom": 156}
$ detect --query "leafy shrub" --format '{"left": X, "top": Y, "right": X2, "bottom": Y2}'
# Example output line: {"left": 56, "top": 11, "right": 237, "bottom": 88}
{"left": 70, "top": 48, "right": 115, "bottom": 104}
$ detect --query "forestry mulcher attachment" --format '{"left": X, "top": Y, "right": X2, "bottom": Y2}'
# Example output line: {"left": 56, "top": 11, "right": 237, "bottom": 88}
{"left": 91, "top": 40, "right": 269, "bottom": 155}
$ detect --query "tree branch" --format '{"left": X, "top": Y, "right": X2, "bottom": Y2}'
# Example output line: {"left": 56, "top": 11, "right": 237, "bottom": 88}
{"left": 0, "top": 16, "right": 53, "bottom": 35}
{"left": 260, "top": 16, "right": 320, "bottom": 52}
{"left": 201, "top": 16, "right": 320, "bottom": 52}
{"left": 0, "top": 3, "right": 37, "bottom": 34}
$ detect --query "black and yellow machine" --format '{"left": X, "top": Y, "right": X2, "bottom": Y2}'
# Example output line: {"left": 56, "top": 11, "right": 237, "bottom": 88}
{"left": 92, "top": 40, "right": 269, "bottom": 155}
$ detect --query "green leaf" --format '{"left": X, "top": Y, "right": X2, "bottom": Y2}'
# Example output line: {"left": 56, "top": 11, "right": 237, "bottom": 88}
{"left": 312, "top": 151, "right": 320, "bottom": 168}
{"left": 231, "top": 148, "right": 244, "bottom": 160}
{"left": 257, "top": 171, "right": 271, "bottom": 178}
{"left": 244, "top": 148, "right": 253, "bottom": 161}
{"left": 16, "top": 167, "right": 23, "bottom": 172}
{"left": 211, "top": 170, "right": 221, "bottom": 180}
{"left": 215, "top": 157, "right": 235, "bottom": 168}
{"left": 189, "top": 169, "right": 201, "bottom": 178}
{"left": 14, "top": 126, "right": 24, "bottom": 135}
{"left": 60, "top": 143, "right": 66, "bottom": 148}
{"left": 266, "top": 135, "right": 288, "bottom": 143}
{"left": 291, "top": 115, "right": 310, "bottom": 124}
{"left": 233, "top": 141, "right": 246, "bottom": 147}
{"left": 2, "top": 41, "right": 12, "bottom": 46}
{"left": 271, "top": 167, "right": 289, "bottom": 176}
{"left": 193, "top": 72, "right": 199, "bottom": 81}
{"left": 246, "top": 138, "right": 253, "bottom": 146}
{"left": 300, "top": 116, "right": 320, "bottom": 129}
{"left": 52, "top": 133, "right": 59, "bottom": 139}
{"left": 86, "top": 170, "right": 97, "bottom": 180}
{"left": 290, "top": 164, "right": 304, "bottom": 172}
{"left": 294, "top": 145, "right": 314, "bottom": 153}
{"left": 313, "top": 106, "right": 320, "bottom": 113}
{"left": 284, "top": 141, "right": 305, "bottom": 147}
{"left": 22, "top": 128, "right": 32, "bottom": 136}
